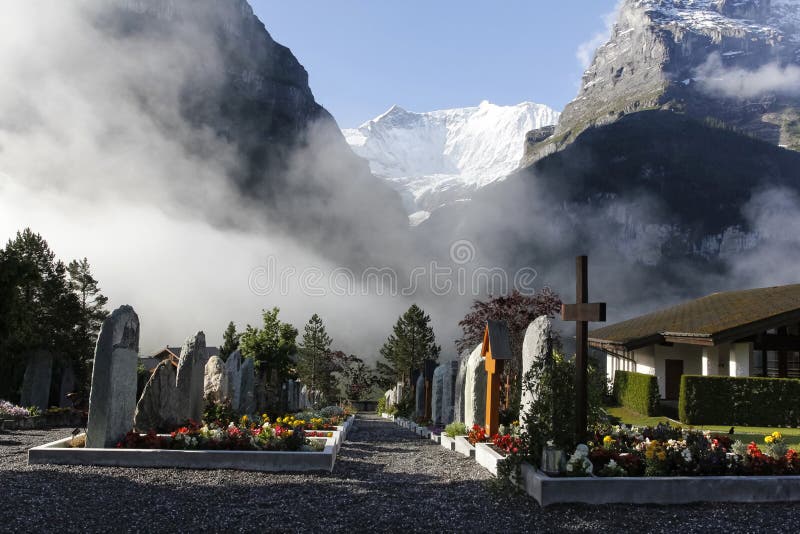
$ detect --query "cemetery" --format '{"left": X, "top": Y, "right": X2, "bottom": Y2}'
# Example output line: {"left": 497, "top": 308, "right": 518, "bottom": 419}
{"left": 4, "top": 255, "right": 800, "bottom": 528}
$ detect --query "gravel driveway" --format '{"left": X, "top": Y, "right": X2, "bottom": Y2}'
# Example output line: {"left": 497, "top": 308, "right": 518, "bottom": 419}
{"left": 1, "top": 415, "right": 799, "bottom": 533}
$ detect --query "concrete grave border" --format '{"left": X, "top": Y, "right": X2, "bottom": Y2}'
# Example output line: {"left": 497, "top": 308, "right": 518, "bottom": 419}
{"left": 520, "top": 463, "right": 800, "bottom": 507}
{"left": 440, "top": 434, "right": 456, "bottom": 451}
{"left": 454, "top": 436, "right": 475, "bottom": 458}
{"left": 475, "top": 442, "right": 505, "bottom": 476}
{"left": 29, "top": 434, "right": 338, "bottom": 472}
{"left": 29, "top": 415, "right": 355, "bottom": 473}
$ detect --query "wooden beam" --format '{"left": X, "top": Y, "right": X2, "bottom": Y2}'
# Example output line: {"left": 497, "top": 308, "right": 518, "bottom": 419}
{"left": 562, "top": 302, "right": 607, "bottom": 322}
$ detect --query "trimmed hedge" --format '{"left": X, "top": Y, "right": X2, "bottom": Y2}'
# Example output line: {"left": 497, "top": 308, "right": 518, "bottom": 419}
{"left": 613, "top": 371, "right": 660, "bottom": 416}
{"left": 679, "top": 375, "right": 800, "bottom": 427}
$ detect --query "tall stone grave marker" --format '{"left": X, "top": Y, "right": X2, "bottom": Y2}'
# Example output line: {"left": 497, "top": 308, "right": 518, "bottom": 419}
{"left": 20, "top": 350, "right": 53, "bottom": 411}
{"left": 225, "top": 349, "right": 242, "bottom": 411}
{"left": 204, "top": 355, "right": 230, "bottom": 404}
{"left": 59, "top": 365, "right": 76, "bottom": 408}
{"left": 175, "top": 332, "right": 208, "bottom": 423}
{"left": 520, "top": 316, "right": 554, "bottom": 427}
{"left": 441, "top": 360, "right": 458, "bottom": 425}
{"left": 415, "top": 374, "right": 425, "bottom": 418}
{"left": 432, "top": 364, "right": 445, "bottom": 425}
{"left": 134, "top": 360, "right": 178, "bottom": 432}
{"left": 86, "top": 305, "right": 140, "bottom": 448}
{"left": 453, "top": 352, "right": 468, "bottom": 423}
{"left": 463, "top": 344, "right": 486, "bottom": 428}
{"left": 240, "top": 356, "right": 256, "bottom": 415}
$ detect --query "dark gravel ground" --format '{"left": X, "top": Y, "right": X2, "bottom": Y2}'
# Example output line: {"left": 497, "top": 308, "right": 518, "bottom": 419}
{"left": 1, "top": 415, "right": 800, "bottom": 533}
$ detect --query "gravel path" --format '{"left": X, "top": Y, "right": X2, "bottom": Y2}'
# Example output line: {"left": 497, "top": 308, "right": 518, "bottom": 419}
{"left": 1, "top": 415, "right": 800, "bottom": 532}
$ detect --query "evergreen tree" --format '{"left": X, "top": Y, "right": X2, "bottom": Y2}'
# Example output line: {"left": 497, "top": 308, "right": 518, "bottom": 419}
{"left": 239, "top": 307, "right": 297, "bottom": 378}
{"left": 0, "top": 229, "right": 81, "bottom": 401}
{"left": 378, "top": 304, "right": 440, "bottom": 386}
{"left": 296, "top": 314, "right": 333, "bottom": 401}
{"left": 219, "top": 321, "right": 241, "bottom": 361}
{"left": 67, "top": 258, "right": 108, "bottom": 387}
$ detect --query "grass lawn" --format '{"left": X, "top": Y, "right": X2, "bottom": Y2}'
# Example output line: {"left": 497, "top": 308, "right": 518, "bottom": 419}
{"left": 605, "top": 406, "right": 800, "bottom": 449}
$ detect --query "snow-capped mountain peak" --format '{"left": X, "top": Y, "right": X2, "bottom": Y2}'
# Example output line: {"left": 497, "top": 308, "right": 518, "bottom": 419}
{"left": 342, "top": 101, "right": 560, "bottom": 221}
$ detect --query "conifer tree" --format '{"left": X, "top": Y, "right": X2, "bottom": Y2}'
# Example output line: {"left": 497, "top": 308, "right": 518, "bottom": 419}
{"left": 219, "top": 321, "right": 241, "bottom": 361}
{"left": 379, "top": 304, "right": 440, "bottom": 386}
{"left": 297, "top": 314, "right": 334, "bottom": 402}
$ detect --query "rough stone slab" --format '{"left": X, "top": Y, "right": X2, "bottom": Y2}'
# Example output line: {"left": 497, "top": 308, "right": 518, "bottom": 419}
{"left": 225, "top": 349, "right": 242, "bottom": 411}
{"left": 86, "top": 305, "right": 140, "bottom": 448}
{"left": 20, "top": 350, "right": 53, "bottom": 411}
{"left": 175, "top": 332, "right": 208, "bottom": 424}
{"left": 29, "top": 434, "right": 337, "bottom": 472}
{"left": 239, "top": 357, "right": 256, "bottom": 415}
{"left": 441, "top": 361, "right": 458, "bottom": 425}
{"left": 463, "top": 344, "right": 486, "bottom": 428}
{"left": 415, "top": 374, "right": 425, "bottom": 418}
{"left": 520, "top": 316, "right": 553, "bottom": 427}
{"left": 59, "top": 365, "right": 76, "bottom": 408}
{"left": 453, "top": 352, "right": 468, "bottom": 423}
{"left": 133, "top": 361, "right": 178, "bottom": 432}
{"left": 431, "top": 364, "right": 445, "bottom": 425}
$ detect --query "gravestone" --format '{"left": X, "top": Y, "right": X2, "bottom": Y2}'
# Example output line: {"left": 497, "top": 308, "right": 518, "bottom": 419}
{"left": 384, "top": 389, "right": 392, "bottom": 408}
{"left": 175, "top": 332, "right": 208, "bottom": 423}
{"left": 441, "top": 360, "right": 458, "bottom": 425}
{"left": 415, "top": 374, "right": 425, "bottom": 418}
{"left": 432, "top": 364, "right": 445, "bottom": 425}
{"left": 287, "top": 380, "right": 296, "bottom": 411}
{"left": 463, "top": 343, "right": 486, "bottom": 428}
{"left": 86, "top": 305, "right": 140, "bottom": 448}
{"left": 20, "top": 350, "right": 53, "bottom": 411}
{"left": 133, "top": 360, "right": 179, "bottom": 432}
{"left": 520, "top": 316, "right": 554, "bottom": 427}
{"left": 225, "top": 349, "right": 242, "bottom": 411}
{"left": 300, "top": 385, "right": 309, "bottom": 409}
{"left": 59, "top": 365, "right": 76, "bottom": 408}
{"left": 482, "top": 320, "right": 513, "bottom": 436}
{"left": 453, "top": 352, "right": 468, "bottom": 423}
{"left": 240, "top": 357, "right": 255, "bottom": 415}
{"left": 203, "top": 355, "right": 229, "bottom": 404}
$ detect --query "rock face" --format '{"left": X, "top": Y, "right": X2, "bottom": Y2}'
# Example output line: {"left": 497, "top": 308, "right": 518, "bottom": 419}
{"left": 286, "top": 380, "right": 297, "bottom": 411}
{"left": 239, "top": 357, "right": 256, "bottom": 415}
{"left": 453, "top": 353, "right": 468, "bottom": 424}
{"left": 525, "top": 0, "right": 800, "bottom": 164}
{"left": 203, "top": 355, "right": 229, "bottom": 404}
{"left": 20, "top": 350, "right": 53, "bottom": 411}
{"left": 463, "top": 344, "right": 486, "bottom": 428}
{"left": 87, "top": 305, "right": 140, "bottom": 448}
{"left": 225, "top": 349, "right": 242, "bottom": 411}
{"left": 520, "top": 316, "right": 554, "bottom": 428}
{"left": 441, "top": 361, "right": 458, "bottom": 426}
{"left": 134, "top": 361, "right": 179, "bottom": 432}
{"left": 175, "top": 332, "right": 208, "bottom": 423}
{"left": 415, "top": 374, "right": 425, "bottom": 418}
{"left": 431, "top": 365, "right": 446, "bottom": 425}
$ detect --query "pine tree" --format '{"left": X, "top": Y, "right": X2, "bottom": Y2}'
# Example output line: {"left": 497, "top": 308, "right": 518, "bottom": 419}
{"left": 379, "top": 304, "right": 440, "bottom": 387}
{"left": 297, "top": 314, "right": 333, "bottom": 403}
{"left": 239, "top": 308, "right": 297, "bottom": 378}
{"left": 219, "top": 321, "right": 241, "bottom": 361}
{"left": 66, "top": 258, "right": 108, "bottom": 392}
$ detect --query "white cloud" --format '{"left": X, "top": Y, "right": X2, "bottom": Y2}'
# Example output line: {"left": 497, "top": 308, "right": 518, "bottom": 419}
{"left": 576, "top": 1, "right": 624, "bottom": 69}
{"left": 695, "top": 53, "right": 800, "bottom": 98}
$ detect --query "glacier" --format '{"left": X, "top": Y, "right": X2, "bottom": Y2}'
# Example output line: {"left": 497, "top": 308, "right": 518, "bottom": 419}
{"left": 342, "top": 100, "right": 559, "bottom": 222}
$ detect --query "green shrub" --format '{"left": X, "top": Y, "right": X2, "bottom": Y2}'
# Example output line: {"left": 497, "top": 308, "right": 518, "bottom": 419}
{"left": 613, "top": 371, "right": 660, "bottom": 416}
{"left": 376, "top": 397, "right": 386, "bottom": 415}
{"left": 679, "top": 375, "right": 800, "bottom": 426}
{"left": 444, "top": 422, "right": 467, "bottom": 437}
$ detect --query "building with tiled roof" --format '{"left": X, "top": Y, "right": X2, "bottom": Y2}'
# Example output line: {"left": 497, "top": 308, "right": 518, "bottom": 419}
{"left": 590, "top": 284, "right": 800, "bottom": 400}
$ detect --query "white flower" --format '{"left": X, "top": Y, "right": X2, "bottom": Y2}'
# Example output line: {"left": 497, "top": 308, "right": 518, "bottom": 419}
{"left": 681, "top": 448, "right": 692, "bottom": 463}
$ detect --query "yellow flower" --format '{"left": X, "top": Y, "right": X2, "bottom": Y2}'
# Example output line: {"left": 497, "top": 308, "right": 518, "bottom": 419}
{"left": 657, "top": 451, "right": 666, "bottom": 461}
{"left": 241, "top": 415, "right": 249, "bottom": 425}
{"left": 772, "top": 431, "right": 782, "bottom": 441}
{"left": 765, "top": 435, "right": 774, "bottom": 444}
{"left": 603, "top": 435, "right": 614, "bottom": 446}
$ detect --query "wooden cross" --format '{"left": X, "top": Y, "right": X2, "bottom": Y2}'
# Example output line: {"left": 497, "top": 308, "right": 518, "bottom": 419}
{"left": 482, "top": 320, "right": 513, "bottom": 436}
{"left": 561, "top": 256, "right": 606, "bottom": 441}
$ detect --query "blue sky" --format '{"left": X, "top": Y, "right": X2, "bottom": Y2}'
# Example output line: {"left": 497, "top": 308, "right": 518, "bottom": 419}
{"left": 251, "top": 1, "right": 619, "bottom": 128}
